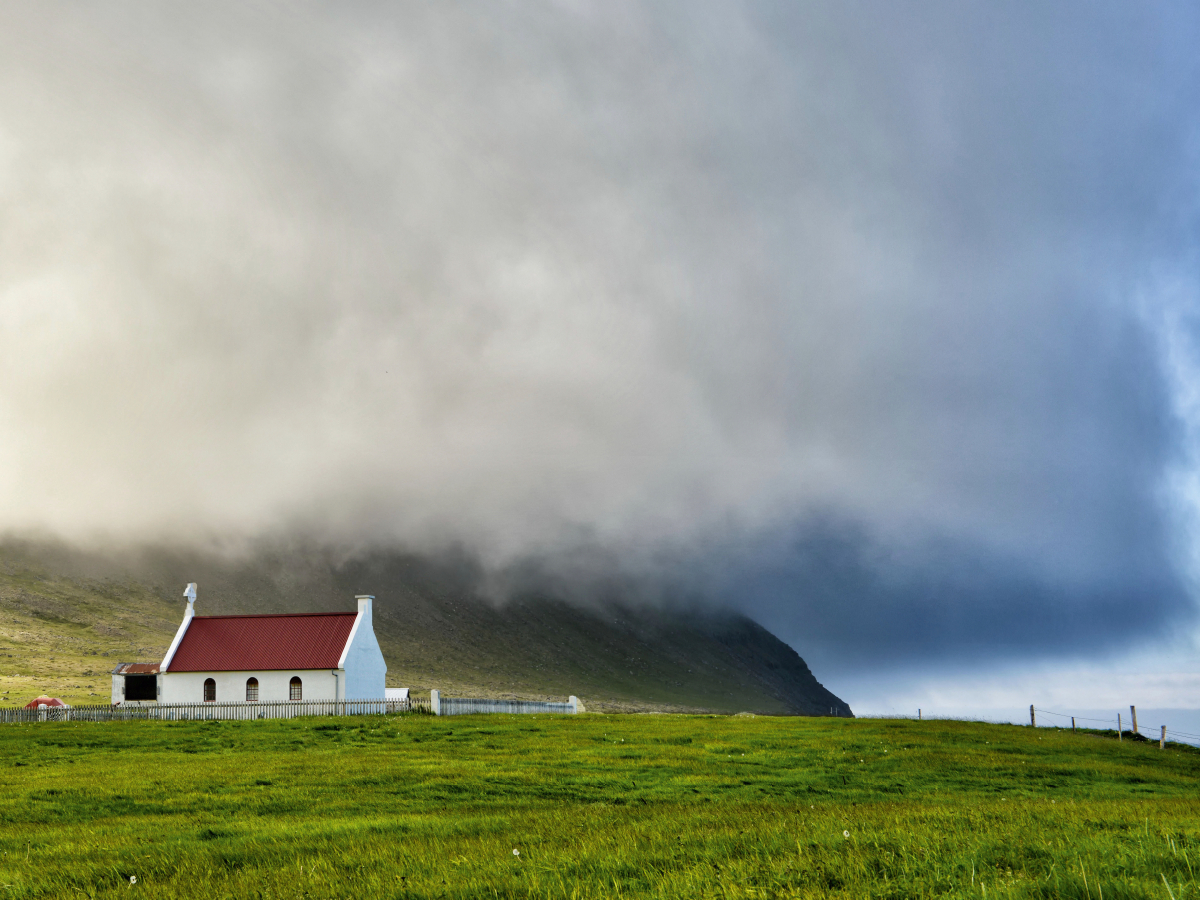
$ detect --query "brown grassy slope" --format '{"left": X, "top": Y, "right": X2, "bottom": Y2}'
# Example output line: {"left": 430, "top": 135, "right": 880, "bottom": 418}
{"left": 0, "top": 547, "right": 179, "bottom": 706}
{"left": 0, "top": 540, "right": 850, "bottom": 715}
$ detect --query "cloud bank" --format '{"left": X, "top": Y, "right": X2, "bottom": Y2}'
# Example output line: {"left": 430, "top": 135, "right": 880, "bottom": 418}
{"left": 1, "top": 2, "right": 1198, "bottom": 670}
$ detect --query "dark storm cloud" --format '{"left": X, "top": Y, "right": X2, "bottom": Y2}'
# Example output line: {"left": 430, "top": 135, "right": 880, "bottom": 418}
{"left": 0, "top": 2, "right": 1197, "bottom": 666}
{"left": 700, "top": 513, "right": 1192, "bottom": 679}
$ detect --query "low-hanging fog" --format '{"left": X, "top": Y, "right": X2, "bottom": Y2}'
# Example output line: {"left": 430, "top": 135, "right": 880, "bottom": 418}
{"left": 2, "top": 2, "right": 1199, "bottom": 700}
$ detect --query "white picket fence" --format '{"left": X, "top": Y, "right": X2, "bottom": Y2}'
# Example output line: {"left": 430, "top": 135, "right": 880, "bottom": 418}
{"left": 430, "top": 690, "right": 579, "bottom": 716}
{"left": 1, "top": 691, "right": 585, "bottom": 723}
{"left": 0, "top": 697, "right": 424, "bottom": 724}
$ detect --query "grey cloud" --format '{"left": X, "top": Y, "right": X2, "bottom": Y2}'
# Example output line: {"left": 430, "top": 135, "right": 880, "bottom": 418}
{"left": 0, "top": 2, "right": 1197, "bottom": 667}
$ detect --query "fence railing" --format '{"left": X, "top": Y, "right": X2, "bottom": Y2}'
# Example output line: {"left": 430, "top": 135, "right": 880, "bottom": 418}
{"left": 1032, "top": 705, "right": 1200, "bottom": 748}
{"left": 0, "top": 697, "right": 428, "bottom": 724}
{"left": 863, "top": 708, "right": 1200, "bottom": 749}
{"left": 4, "top": 690, "right": 590, "bottom": 723}
{"left": 431, "top": 691, "right": 579, "bottom": 716}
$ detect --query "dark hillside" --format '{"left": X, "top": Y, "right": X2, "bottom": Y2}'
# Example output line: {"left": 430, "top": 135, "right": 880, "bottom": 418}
{"left": 0, "top": 540, "right": 849, "bottom": 714}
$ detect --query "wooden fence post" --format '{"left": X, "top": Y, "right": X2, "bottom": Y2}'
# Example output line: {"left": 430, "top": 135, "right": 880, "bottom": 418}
{"left": 1030, "top": 705, "right": 1036, "bottom": 727}
{"left": 1130, "top": 705, "right": 1137, "bottom": 736}
{"left": 1071, "top": 717, "right": 1075, "bottom": 731}
{"left": 1117, "top": 713, "right": 1121, "bottom": 741}
{"left": 1160, "top": 725, "right": 1166, "bottom": 749}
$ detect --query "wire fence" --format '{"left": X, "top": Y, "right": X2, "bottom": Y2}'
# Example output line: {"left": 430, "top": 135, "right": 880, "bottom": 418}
{"left": 5, "top": 697, "right": 1196, "bottom": 745}
{"left": 0, "top": 697, "right": 431, "bottom": 724}
{"left": 859, "top": 708, "right": 1200, "bottom": 748}
{"left": 1031, "top": 706, "right": 1199, "bottom": 747}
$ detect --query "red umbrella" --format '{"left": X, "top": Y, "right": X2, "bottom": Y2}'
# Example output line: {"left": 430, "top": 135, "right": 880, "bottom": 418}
{"left": 23, "top": 696, "right": 68, "bottom": 709}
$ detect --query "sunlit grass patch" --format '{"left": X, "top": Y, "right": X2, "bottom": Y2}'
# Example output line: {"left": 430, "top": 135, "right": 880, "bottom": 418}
{"left": 0, "top": 715, "right": 1196, "bottom": 897}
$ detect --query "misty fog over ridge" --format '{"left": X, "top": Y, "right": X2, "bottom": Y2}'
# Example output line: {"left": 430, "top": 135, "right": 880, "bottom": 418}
{"left": 0, "top": 536, "right": 852, "bottom": 715}
{"left": 1, "top": 3, "right": 1199, "bottom": 696}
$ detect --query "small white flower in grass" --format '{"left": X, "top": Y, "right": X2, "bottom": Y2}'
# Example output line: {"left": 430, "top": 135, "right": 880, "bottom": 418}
{"left": 843, "top": 831, "right": 849, "bottom": 839}
{"left": 130, "top": 876, "right": 137, "bottom": 884}
{"left": 513, "top": 849, "right": 520, "bottom": 857}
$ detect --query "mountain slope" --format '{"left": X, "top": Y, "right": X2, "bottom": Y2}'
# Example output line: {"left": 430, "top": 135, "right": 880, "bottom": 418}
{"left": 0, "top": 540, "right": 851, "bottom": 714}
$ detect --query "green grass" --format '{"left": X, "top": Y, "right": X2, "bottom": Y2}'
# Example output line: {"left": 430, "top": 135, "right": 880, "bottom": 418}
{"left": 1, "top": 716, "right": 1197, "bottom": 898}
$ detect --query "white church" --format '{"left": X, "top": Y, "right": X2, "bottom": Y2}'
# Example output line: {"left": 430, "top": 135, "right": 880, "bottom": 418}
{"left": 111, "top": 584, "right": 387, "bottom": 705}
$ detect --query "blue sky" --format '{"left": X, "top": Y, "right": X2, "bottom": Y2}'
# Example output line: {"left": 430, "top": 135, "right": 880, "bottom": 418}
{"left": 0, "top": 2, "right": 1197, "bottom": 714}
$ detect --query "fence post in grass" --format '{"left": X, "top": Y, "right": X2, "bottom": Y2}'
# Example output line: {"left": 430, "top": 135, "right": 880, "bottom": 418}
{"left": 1117, "top": 713, "right": 1122, "bottom": 741}
{"left": 431, "top": 689, "right": 440, "bottom": 716}
{"left": 918, "top": 708, "right": 921, "bottom": 721}
{"left": 1130, "top": 705, "right": 1137, "bottom": 736}
{"left": 1072, "top": 717, "right": 1076, "bottom": 731}
{"left": 1030, "top": 705, "right": 1036, "bottom": 727}
{"left": 1160, "top": 725, "right": 1166, "bottom": 749}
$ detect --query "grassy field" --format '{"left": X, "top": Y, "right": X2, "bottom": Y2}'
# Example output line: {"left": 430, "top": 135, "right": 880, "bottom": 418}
{"left": 1, "top": 716, "right": 1197, "bottom": 898}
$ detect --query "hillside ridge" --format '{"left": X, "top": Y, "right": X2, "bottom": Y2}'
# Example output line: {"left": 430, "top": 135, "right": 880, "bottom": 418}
{"left": 0, "top": 540, "right": 851, "bottom": 715}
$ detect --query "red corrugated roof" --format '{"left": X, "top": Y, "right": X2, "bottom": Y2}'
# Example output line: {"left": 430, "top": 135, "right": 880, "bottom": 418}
{"left": 166, "top": 613, "right": 358, "bottom": 672}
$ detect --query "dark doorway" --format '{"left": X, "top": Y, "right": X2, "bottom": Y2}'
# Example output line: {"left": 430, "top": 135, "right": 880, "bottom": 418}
{"left": 124, "top": 675, "right": 157, "bottom": 701}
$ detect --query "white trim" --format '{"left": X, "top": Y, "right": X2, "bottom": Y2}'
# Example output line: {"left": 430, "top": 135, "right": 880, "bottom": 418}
{"left": 337, "top": 611, "right": 363, "bottom": 669}
{"left": 160, "top": 606, "right": 194, "bottom": 672}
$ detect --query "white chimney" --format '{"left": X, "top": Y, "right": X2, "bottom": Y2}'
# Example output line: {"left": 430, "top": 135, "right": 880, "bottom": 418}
{"left": 355, "top": 594, "right": 374, "bottom": 624}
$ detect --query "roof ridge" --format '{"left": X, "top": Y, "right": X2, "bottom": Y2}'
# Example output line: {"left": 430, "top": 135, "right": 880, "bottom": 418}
{"left": 165, "top": 610, "right": 361, "bottom": 672}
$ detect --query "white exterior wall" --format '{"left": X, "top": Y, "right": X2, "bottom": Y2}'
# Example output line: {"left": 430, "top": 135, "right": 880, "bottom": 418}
{"left": 160, "top": 669, "right": 339, "bottom": 704}
{"left": 121, "top": 587, "right": 388, "bottom": 705}
{"left": 340, "top": 596, "right": 387, "bottom": 700}
{"left": 111, "top": 673, "right": 162, "bottom": 705}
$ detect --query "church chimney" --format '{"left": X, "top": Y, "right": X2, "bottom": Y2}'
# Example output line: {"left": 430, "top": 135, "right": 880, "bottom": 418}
{"left": 356, "top": 594, "right": 373, "bottom": 625}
